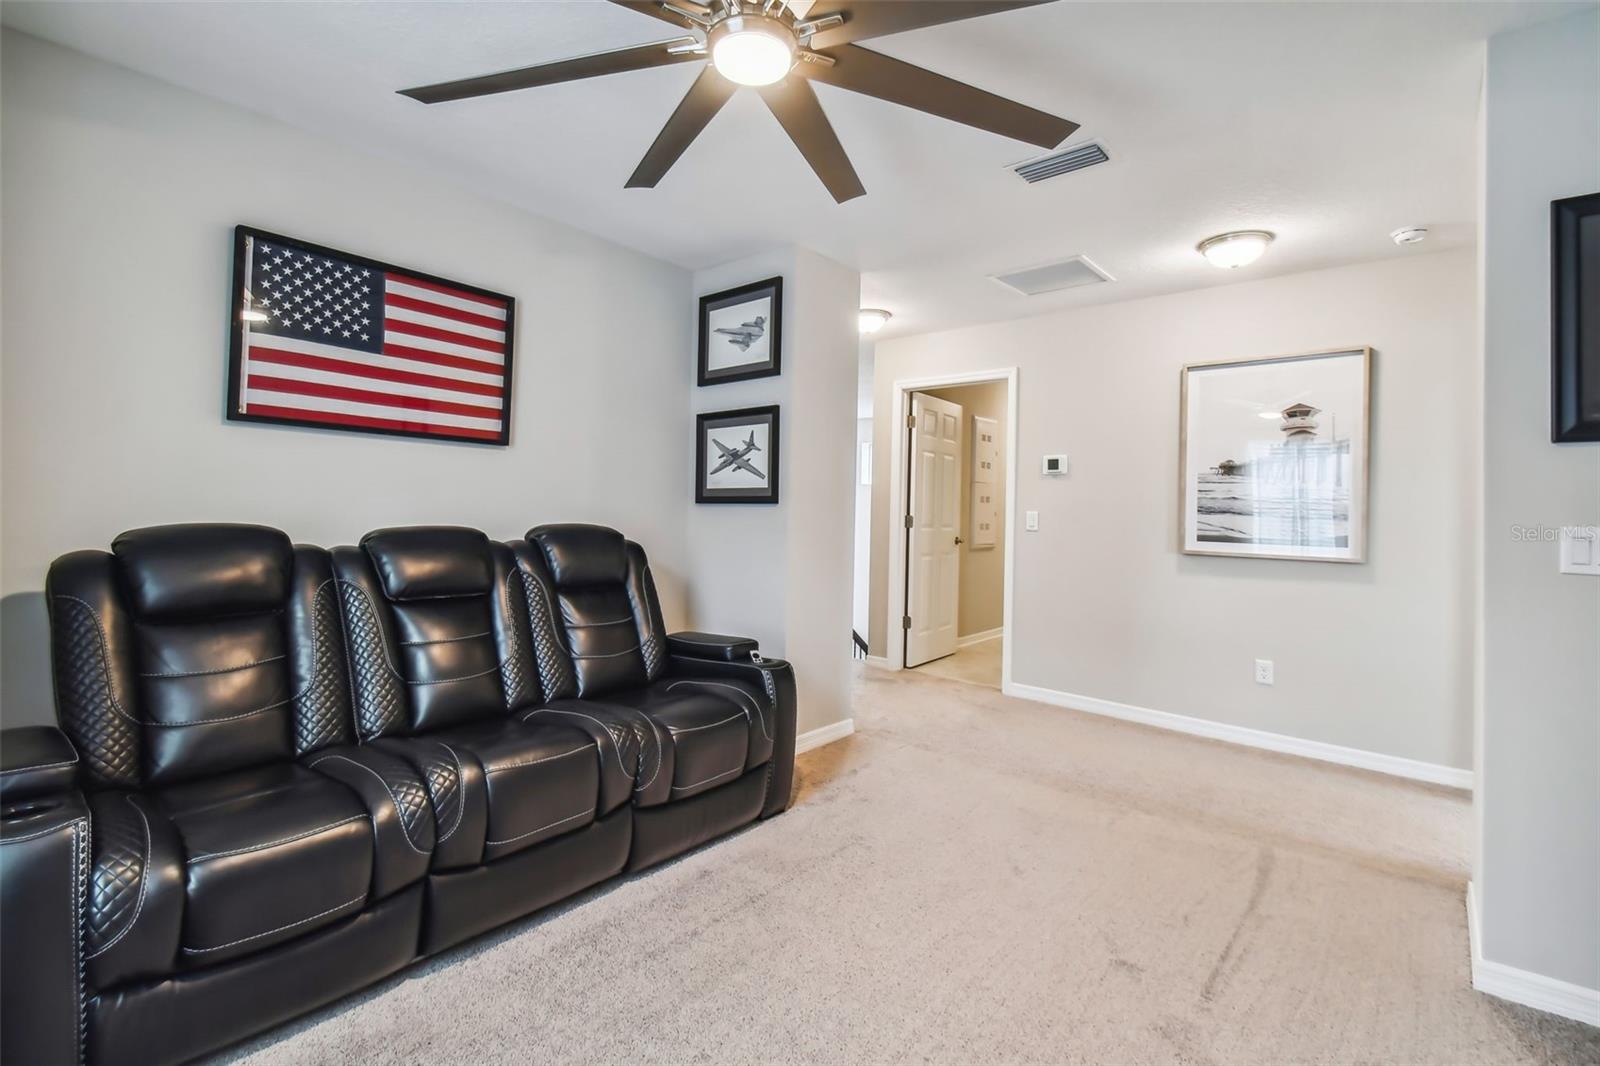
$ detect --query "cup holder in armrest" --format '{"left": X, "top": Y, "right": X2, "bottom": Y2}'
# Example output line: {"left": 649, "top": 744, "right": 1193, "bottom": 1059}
{"left": 2, "top": 798, "right": 63, "bottom": 822}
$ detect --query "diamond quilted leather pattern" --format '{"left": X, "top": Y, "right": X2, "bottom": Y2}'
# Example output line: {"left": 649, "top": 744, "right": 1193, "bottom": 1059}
{"left": 384, "top": 762, "right": 431, "bottom": 845}
{"left": 639, "top": 634, "right": 665, "bottom": 679}
{"left": 517, "top": 569, "right": 577, "bottom": 701}
{"left": 86, "top": 793, "right": 146, "bottom": 957}
{"left": 296, "top": 583, "right": 352, "bottom": 755}
{"left": 52, "top": 597, "right": 139, "bottom": 789}
{"left": 498, "top": 574, "right": 536, "bottom": 710}
{"left": 418, "top": 743, "right": 463, "bottom": 840}
{"left": 338, "top": 581, "right": 406, "bottom": 740}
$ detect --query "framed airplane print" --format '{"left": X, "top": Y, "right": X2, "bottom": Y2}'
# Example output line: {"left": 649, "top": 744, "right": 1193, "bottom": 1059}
{"left": 226, "top": 225, "right": 515, "bottom": 446}
{"left": 696, "top": 405, "right": 780, "bottom": 504}
{"left": 698, "top": 277, "right": 782, "bottom": 386}
{"left": 1180, "top": 347, "right": 1371, "bottom": 562}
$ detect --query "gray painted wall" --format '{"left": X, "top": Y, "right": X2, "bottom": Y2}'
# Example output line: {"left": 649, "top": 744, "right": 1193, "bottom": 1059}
{"left": 1476, "top": 6, "right": 1600, "bottom": 992}
{"left": 0, "top": 31, "right": 693, "bottom": 725}
{"left": 872, "top": 251, "right": 1479, "bottom": 770}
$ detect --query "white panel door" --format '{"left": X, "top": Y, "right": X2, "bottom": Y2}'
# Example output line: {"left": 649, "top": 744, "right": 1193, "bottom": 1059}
{"left": 905, "top": 392, "right": 963, "bottom": 667}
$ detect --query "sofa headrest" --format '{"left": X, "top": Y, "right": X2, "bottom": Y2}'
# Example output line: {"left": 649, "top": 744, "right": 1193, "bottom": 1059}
{"left": 526, "top": 524, "right": 628, "bottom": 588}
{"left": 361, "top": 526, "right": 492, "bottom": 601}
{"left": 112, "top": 524, "right": 294, "bottom": 621}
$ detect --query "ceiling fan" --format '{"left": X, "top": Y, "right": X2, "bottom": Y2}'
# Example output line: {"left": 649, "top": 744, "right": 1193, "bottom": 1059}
{"left": 398, "top": 0, "right": 1077, "bottom": 203}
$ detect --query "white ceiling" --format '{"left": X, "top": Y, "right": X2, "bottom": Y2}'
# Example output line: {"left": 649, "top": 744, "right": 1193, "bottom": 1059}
{"left": 4, "top": 1, "right": 1583, "bottom": 340}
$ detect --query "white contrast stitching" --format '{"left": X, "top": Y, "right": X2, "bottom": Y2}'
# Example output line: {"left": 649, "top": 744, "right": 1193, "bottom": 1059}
{"left": 0, "top": 755, "right": 78, "bottom": 775}
{"left": 337, "top": 582, "right": 498, "bottom": 685}
{"left": 666, "top": 711, "right": 744, "bottom": 736}
{"left": 668, "top": 636, "right": 753, "bottom": 649}
{"left": 306, "top": 756, "right": 428, "bottom": 854}
{"left": 432, "top": 743, "right": 468, "bottom": 842}
{"left": 666, "top": 680, "right": 772, "bottom": 741}
{"left": 181, "top": 893, "right": 366, "bottom": 955}
{"left": 671, "top": 765, "right": 742, "bottom": 793}
{"left": 138, "top": 655, "right": 285, "bottom": 678}
{"left": 566, "top": 617, "right": 634, "bottom": 628}
{"left": 398, "top": 631, "right": 490, "bottom": 647}
{"left": 570, "top": 646, "right": 641, "bottom": 660}
{"left": 484, "top": 808, "right": 592, "bottom": 846}
{"left": 53, "top": 583, "right": 337, "bottom": 730}
{"left": 85, "top": 795, "right": 153, "bottom": 959}
{"left": 519, "top": 708, "right": 630, "bottom": 777}
{"left": 484, "top": 745, "right": 590, "bottom": 774}
{"left": 186, "top": 814, "right": 366, "bottom": 863}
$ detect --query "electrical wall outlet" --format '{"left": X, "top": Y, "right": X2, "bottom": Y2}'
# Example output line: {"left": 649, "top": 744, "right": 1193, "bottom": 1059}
{"left": 1254, "top": 659, "right": 1274, "bottom": 685}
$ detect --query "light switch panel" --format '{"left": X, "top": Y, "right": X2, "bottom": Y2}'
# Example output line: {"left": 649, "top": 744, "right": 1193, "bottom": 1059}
{"left": 1559, "top": 525, "right": 1600, "bottom": 576}
{"left": 1025, "top": 511, "right": 1040, "bottom": 532}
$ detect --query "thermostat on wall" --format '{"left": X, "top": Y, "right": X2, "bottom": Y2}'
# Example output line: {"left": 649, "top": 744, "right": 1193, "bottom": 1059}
{"left": 1042, "top": 454, "right": 1070, "bottom": 477}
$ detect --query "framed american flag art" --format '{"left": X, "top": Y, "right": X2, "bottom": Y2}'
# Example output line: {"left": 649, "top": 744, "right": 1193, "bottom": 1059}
{"left": 226, "top": 226, "right": 515, "bottom": 445}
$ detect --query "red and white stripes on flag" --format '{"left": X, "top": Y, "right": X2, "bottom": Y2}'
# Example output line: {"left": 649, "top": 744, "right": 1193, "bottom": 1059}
{"left": 239, "top": 251, "right": 512, "bottom": 444}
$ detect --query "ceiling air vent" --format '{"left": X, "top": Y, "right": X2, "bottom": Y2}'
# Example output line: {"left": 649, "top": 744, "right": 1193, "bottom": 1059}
{"left": 1012, "top": 141, "right": 1109, "bottom": 184}
{"left": 991, "top": 255, "right": 1115, "bottom": 297}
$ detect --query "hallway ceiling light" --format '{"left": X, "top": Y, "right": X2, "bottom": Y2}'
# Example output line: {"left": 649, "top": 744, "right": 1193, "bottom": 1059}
{"left": 859, "top": 308, "right": 892, "bottom": 334}
{"left": 1198, "top": 230, "right": 1274, "bottom": 269}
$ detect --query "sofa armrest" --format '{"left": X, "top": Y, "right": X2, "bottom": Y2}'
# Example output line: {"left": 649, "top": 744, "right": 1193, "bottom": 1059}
{"left": 666, "top": 631, "right": 761, "bottom": 663}
{"left": 2, "top": 775, "right": 90, "bottom": 1066}
{"left": 1, "top": 725, "right": 79, "bottom": 803}
{"left": 667, "top": 652, "right": 797, "bottom": 818}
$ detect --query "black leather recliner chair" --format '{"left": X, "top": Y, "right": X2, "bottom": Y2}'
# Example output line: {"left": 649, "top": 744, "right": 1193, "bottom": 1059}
{"left": 0, "top": 522, "right": 797, "bottom": 1065}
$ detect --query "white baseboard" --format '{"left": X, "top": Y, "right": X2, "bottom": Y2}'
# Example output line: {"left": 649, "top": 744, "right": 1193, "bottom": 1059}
{"left": 957, "top": 628, "right": 1004, "bottom": 648}
{"left": 1002, "top": 680, "right": 1473, "bottom": 790}
{"left": 864, "top": 655, "right": 898, "bottom": 671}
{"left": 795, "top": 718, "right": 856, "bottom": 754}
{"left": 1468, "top": 881, "right": 1600, "bottom": 1026}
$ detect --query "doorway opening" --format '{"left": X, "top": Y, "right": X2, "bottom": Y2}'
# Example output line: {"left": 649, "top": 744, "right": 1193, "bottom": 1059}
{"left": 887, "top": 369, "right": 1017, "bottom": 690}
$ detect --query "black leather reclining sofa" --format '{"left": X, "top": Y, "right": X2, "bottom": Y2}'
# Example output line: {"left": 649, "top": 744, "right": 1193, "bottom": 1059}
{"left": 0, "top": 522, "right": 796, "bottom": 1065}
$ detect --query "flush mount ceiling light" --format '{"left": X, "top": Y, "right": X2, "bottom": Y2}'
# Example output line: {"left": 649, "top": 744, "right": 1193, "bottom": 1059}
{"left": 1197, "top": 230, "right": 1274, "bottom": 269}
{"left": 708, "top": 13, "right": 797, "bottom": 86}
{"left": 1390, "top": 226, "right": 1428, "bottom": 245}
{"left": 859, "top": 308, "right": 892, "bottom": 334}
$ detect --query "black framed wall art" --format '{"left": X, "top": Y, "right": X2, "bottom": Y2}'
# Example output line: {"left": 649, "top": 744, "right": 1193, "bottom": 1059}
{"left": 1552, "top": 191, "right": 1600, "bottom": 443}
{"left": 698, "top": 277, "right": 782, "bottom": 386}
{"left": 226, "top": 225, "right": 516, "bottom": 446}
{"left": 696, "top": 405, "right": 780, "bottom": 504}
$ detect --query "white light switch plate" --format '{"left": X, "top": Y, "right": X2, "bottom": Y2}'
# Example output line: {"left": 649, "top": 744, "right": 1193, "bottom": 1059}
{"left": 1559, "top": 525, "right": 1600, "bottom": 576}
{"left": 1025, "top": 511, "right": 1039, "bottom": 532}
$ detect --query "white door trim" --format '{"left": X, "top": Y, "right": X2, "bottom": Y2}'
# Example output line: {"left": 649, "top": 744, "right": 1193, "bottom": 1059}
{"left": 884, "top": 367, "right": 1019, "bottom": 691}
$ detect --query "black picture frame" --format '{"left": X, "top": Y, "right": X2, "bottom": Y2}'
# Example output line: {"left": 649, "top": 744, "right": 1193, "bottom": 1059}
{"left": 1552, "top": 191, "right": 1600, "bottom": 443}
{"left": 697, "top": 276, "right": 782, "bottom": 387}
{"left": 696, "top": 405, "right": 781, "bottom": 504}
{"left": 226, "top": 224, "right": 517, "bottom": 446}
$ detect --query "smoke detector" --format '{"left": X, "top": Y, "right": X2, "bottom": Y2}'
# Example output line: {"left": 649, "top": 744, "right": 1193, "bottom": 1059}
{"left": 1390, "top": 226, "right": 1428, "bottom": 245}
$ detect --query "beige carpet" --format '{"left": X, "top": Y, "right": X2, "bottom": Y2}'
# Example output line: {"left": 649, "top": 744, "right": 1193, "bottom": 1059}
{"left": 217, "top": 665, "right": 1599, "bottom": 1065}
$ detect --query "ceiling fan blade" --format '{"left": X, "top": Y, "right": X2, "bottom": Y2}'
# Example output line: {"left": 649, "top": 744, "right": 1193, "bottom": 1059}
{"left": 399, "top": 40, "right": 703, "bottom": 104}
{"left": 626, "top": 66, "right": 738, "bottom": 188}
{"left": 800, "top": 0, "right": 1056, "bottom": 50}
{"left": 607, "top": 0, "right": 712, "bottom": 32}
{"left": 758, "top": 77, "right": 866, "bottom": 203}
{"left": 800, "top": 45, "right": 1076, "bottom": 149}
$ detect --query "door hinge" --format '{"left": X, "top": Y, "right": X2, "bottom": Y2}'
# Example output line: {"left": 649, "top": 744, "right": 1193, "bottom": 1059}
{"left": 904, "top": 513, "right": 914, "bottom": 529}
{"left": 902, "top": 615, "right": 912, "bottom": 631}
{"left": 906, "top": 413, "right": 916, "bottom": 429}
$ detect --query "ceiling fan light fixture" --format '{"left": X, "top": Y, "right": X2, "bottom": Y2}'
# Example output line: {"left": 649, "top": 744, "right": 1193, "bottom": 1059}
{"left": 708, "top": 15, "right": 797, "bottom": 87}
{"left": 859, "top": 308, "right": 892, "bottom": 334}
{"left": 1197, "top": 230, "right": 1275, "bottom": 269}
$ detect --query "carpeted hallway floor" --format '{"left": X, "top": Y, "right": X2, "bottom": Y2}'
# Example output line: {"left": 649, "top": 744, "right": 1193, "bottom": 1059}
{"left": 218, "top": 665, "right": 1599, "bottom": 1065}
